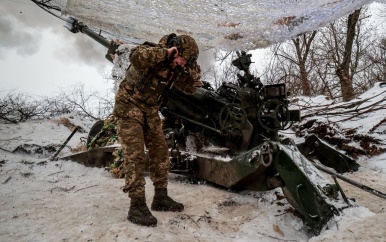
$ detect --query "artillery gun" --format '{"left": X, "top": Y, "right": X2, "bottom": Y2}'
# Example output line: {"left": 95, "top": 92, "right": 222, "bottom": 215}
{"left": 64, "top": 33, "right": 359, "bottom": 234}
{"left": 30, "top": 1, "right": 364, "bottom": 234}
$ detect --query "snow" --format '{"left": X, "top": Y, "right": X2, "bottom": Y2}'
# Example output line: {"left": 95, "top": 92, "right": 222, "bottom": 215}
{"left": 1, "top": 85, "right": 386, "bottom": 241}
{"left": 291, "top": 82, "right": 386, "bottom": 135}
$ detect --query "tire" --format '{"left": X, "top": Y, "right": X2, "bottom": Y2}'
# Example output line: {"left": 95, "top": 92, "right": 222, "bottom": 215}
{"left": 86, "top": 120, "right": 105, "bottom": 146}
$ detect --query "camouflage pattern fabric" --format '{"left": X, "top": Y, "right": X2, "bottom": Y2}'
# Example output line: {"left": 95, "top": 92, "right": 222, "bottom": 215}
{"left": 158, "top": 34, "right": 199, "bottom": 62}
{"left": 113, "top": 44, "right": 200, "bottom": 117}
{"left": 110, "top": 147, "right": 124, "bottom": 178}
{"left": 117, "top": 106, "right": 169, "bottom": 198}
{"left": 113, "top": 35, "right": 201, "bottom": 198}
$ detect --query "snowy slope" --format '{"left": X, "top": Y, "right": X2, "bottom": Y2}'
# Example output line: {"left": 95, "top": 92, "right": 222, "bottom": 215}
{"left": 1, "top": 85, "right": 386, "bottom": 241}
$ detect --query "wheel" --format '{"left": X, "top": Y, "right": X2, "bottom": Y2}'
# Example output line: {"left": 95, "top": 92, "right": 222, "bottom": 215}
{"left": 86, "top": 120, "right": 105, "bottom": 146}
{"left": 257, "top": 99, "right": 290, "bottom": 132}
{"left": 219, "top": 103, "right": 247, "bottom": 135}
{"left": 219, "top": 103, "right": 247, "bottom": 130}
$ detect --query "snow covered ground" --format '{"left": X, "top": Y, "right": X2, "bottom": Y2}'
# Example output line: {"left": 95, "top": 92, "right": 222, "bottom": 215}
{"left": 1, "top": 86, "right": 386, "bottom": 241}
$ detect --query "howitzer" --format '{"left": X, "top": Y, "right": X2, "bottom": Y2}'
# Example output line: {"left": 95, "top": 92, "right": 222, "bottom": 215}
{"left": 50, "top": 12, "right": 365, "bottom": 235}
{"left": 155, "top": 56, "right": 360, "bottom": 233}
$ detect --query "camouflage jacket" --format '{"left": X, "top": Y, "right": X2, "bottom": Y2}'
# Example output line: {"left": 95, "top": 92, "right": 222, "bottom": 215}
{"left": 113, "top": 42, "right": 201, "bottom": 121}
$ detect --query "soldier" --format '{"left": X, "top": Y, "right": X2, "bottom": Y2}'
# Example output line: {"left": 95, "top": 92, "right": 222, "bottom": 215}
{"left": 108, "top": 33, "right": 202, "bottom": 226}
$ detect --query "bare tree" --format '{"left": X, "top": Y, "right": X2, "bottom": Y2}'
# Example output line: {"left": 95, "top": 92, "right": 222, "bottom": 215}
{"left": 0, "top": 85, "right": 114, "bottom": 124}
{"left": 261, "top": 32, "right": 317, "bottom": 97}
{"left": 262, "top": 7, "right": 380, "bottom": 100}
{"left": 317, "top": 7, "right": 381, "bottom": 100}
{"left": 365, "top": 38, "right": 386, "bottom": 83}
{"left": 292, "top": 32, "right": 317, "bottom": 96}
{"left": 58, "top": 84, "right": 114, "bottom": 120}
{"left": 0, "top": 91, "right": 74, "bottom": 123}
{"left": 334, "top": 9, "right": 361, "bottom": 101}
{"left": 203, "top": 51, "right": 240, "bottom": 89}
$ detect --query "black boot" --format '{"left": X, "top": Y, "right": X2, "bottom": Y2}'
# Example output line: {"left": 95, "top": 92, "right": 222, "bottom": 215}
{"left": 151, "top": 188, "right": 184, "bottom": 212}
{"left": 128, "top": 197, "right": 157, "bottom": 226}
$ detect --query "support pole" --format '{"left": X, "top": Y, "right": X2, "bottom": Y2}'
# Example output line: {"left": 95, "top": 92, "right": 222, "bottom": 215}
{"left": 50, "top": 127, "right": 80, "bottom": 161}
{"left": 314, "top": 163, "right": 386, "bottom": 200}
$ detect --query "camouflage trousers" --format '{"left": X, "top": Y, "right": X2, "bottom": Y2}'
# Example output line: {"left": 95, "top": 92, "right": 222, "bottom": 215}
{"left": 116, "top": 114, "right": 169, "bottom": 198}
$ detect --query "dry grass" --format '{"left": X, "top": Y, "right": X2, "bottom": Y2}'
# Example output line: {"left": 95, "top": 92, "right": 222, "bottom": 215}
{"left": 53, "top": 117, "right": 85, "bottom": 133}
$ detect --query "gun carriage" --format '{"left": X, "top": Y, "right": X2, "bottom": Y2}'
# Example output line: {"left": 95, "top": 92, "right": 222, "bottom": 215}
{"left": 76, "top": 45, "right": 359, "bottom": 233}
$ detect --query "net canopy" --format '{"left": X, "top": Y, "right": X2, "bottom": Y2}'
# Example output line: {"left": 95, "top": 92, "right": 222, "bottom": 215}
{"left": 51, "top": 0, "right": 386, "bottom": 50}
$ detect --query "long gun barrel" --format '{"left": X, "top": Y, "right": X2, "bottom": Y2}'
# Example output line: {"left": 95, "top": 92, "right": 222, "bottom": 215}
{"left": 64, "top": 17, "right": 110, "bottom": 48}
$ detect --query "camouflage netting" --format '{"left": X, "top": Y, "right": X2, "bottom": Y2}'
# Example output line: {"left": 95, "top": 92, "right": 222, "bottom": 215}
{"left": 33, "top": 0, "right": 386, "bottom": 91}
{"left": 42, "top": 0, "right": 385, "bottom": 51}
{"left": 87, "top": 117, "right": 119, "bottom": 149}
{"left": 87, "top": 116, "right": 124, "bottom": 178}
{"left": 31, "top": 0, "right": 386, "bottom": 96}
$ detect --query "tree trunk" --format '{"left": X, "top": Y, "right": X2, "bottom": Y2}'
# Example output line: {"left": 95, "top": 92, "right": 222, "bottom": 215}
{"left": 299, "top": 64, "right": 311, "bottom": 96}
{"left": 292, "top": 32, "right": 317, "bottom": 96}
{"left": 336, "top": 9, "right": 361, "bottom": 101}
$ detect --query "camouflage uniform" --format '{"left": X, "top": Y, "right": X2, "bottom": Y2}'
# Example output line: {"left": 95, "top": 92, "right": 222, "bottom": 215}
{"left": 113, "top": 35, "right": 201, "bottom": 199}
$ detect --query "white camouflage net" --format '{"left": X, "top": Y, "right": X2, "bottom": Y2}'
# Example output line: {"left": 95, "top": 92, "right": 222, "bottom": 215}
{"left": 61, "top": 0, "right": 386, "bottom": 51}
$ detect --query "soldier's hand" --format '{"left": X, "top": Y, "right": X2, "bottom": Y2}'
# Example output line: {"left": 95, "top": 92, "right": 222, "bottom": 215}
{"left": 173, "top": 55, "right": 186, "bottom": 67}
{"left": 167, "top": 47, "right": 179, "bottom": 59}
{"left": 167, "top": 47, "right": 186, "bottom": 67}
{"left": 194, "top": 80, "right": 204, "bottom": 87}
{"left": 106, "top": 39, "right": 124, "bottom": 63}
{"left": 113, "top": 39, "right": 125, "bottom": 45}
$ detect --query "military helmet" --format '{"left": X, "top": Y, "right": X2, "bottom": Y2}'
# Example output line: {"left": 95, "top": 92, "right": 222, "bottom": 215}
{"left": 159, "top": 33, "right": 199, "bottom": 63}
